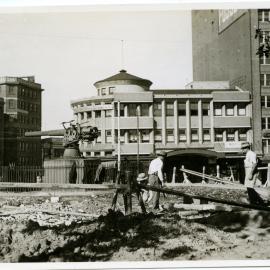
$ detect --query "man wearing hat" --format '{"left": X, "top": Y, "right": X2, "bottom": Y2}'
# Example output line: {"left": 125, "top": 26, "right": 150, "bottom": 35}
{"left": 137, "top": 173, "right": 151, "bottom": 203}
{"left": 147, "top": 151, "right": 167, "bottom": 210}
{"left": 241, "top": 142, "right": 258, "bottom": 188}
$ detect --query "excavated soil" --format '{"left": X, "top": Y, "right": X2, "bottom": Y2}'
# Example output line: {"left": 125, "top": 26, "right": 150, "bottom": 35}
{"left": 0, "top": 190, "right": 270, "bottom": 262}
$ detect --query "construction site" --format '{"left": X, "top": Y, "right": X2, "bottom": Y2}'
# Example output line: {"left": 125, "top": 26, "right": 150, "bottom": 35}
{"left": 0, "top": 122, "right": 270, "bottom": 263}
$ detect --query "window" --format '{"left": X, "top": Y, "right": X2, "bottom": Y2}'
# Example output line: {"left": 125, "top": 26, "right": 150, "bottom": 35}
{"left": 115, "top": 103, "right": 125, "bottom": 117}
{"left": 178, "top": 102, "right": 186, "bottom": 116}
{"left": 238, "top": 129, "right": 247, "bottom": 141}
{"left": 260, "top": 55, "right": 270, "bottom": 65}
{"left": 105, "top": 151, "right": 113, "bottom": 157}
{"left": 105, "top": 130, "right": 112, "bottom": 143}
{"left": 259, "top": 31, "right": 270, "bottom": 44}
{"left": 214, "top": 103, "right": 222, "bottom": 116}
{"left": 95, "top": 110, "right": 101, "bottom": 118}
{"left": 203, "top": 129, "right": 211, "bottom": 142}
{"left": 202, "top": 102, "right": 210, "bottom": 116}
{"left": 105, "top": 110, "right": 112, "bottom": 117}
{"left": 261, "top": 74, "right": 265, "bottom": 86}
{"left": 259, "top": 10, "right": 270, "bottom": 22}
{"left": 190, "top": 102, "right": 198, "bottom": 116}
{"left": 97, "top": 89, "right": 101, "bottom": 96}
{"left": 8, "top": 86, "right": 16, "bottom": 94}
{"left": 153, "top": 103, "right": 162, "bottom": 117}
{"left": 226, "top": 103, "right": 234, "bottom": 116}
{"left": 101, "top": 88, "right": 106, "bottom": 96}
{"left": 154, "top": 129, "right": 162, "bottom": 143}
{"left": 261, "top": 96, "right": 270, "bottom": 108}
{"left": 87, "top": 111, "right": 92, "bottom": 119}
{"left": 179, "top": 129, "right": 186, "bottom": 142}
{"left": 191, "top": 129, "right": 199, "bottom": 142}
{"left": 115, "top": 130, "right": 125, "bottom": 143}
{"left": 262, "top": 117, "right": 267, "bottom": 129}
{"left": 226, "top": 129, "right": 235, "bottom": 142}
{"left": 8, "top": 99, "right": 16, "bottom": 109}
{"left": 166, "top": 102, "right": 174, "bottom": 116}
{"left": 81, "top": 113, "right": 85, "bottom": 120}
{"left": 261, "top": 74, "right": 270, "bottom": 86}
{"left": 96, "top": 131, "right": 101, "bottom": 143}
{"left": 237, "top": 104, "right": 246, "bottom": 116}
{"left": 128, "top": 104, "right": 137, "bottom": 117}
{"left": 166, "top": 129, "right": 174, "bottom": 142}
{"left": 128, "top": 130, "right": 137, "bottom": 143}
{"left": 109, "top": 87, "right": 115, "bottom": 94}
{"left": 141, "top": 104, "right": 149, "bottom": 117}
{"left": 215, "top": 129, "right": 223, "bottom": 142}
{"left": 141, "top": 130, "right": 150, "bottom": 143}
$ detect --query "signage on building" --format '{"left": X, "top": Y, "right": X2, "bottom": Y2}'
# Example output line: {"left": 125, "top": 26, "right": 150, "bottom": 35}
{"left": 218, "top": 9, "right": 246, "bottom": 33}
{"left": 224, "top": 142, "right": 242, "bottom": 149}
{"left": 76, "top": 104, "right": 113, "bottom": 112}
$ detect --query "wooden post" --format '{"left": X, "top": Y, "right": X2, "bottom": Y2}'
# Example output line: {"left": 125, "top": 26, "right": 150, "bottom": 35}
{"left": 125, "top": 170, "right": 132, "bottom": 215}
{"left": 265, "top": 163, "right": 270, "bottom": 187}
{"left": 216, "top": 165, "right": 220, "bottom": 178}
{"left": 182, "top": 165, "right": 190, "bottom": 183}
{"left": 172, "top": 167, "right": 176, "bottom": 184}
{"left": 202, "top": 166, "right": 206, "bottom": 183}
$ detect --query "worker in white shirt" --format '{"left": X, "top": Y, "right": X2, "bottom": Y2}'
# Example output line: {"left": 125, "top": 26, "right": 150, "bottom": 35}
{"left": 241, "top": 142, "right": 258, "bottom": 188}
{"left": 148, "top": 151, "right": 167, "bottom": 210}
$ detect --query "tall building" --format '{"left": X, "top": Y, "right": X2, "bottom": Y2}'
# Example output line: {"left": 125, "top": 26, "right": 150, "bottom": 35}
{"left": 192, "top": 9, "right": 270, "bottom": 160}
{"left": 0, "top": 76, "right": 43, "bottom": 166}
{"left": 0, "top": 98, "right": 4, "bottom": 166}
{"left": 71, "top": 70, "right": 252, "bottom": 180}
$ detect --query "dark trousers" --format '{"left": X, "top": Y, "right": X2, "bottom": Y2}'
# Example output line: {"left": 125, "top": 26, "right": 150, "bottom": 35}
{"left": 148, "top": 174, "right": 161, "bottom": 209}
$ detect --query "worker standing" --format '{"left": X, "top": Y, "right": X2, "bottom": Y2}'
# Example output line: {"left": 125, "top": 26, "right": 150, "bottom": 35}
{"left": 148, "top": 151, "right": 167, "bottom": 210}
{"left": 241, "top": 142, "right": 258, "bottom": 188}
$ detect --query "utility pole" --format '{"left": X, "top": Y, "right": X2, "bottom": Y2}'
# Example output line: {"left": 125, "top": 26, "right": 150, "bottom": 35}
{"left": 136, "top": 106, "right": 140, "bottom": 175}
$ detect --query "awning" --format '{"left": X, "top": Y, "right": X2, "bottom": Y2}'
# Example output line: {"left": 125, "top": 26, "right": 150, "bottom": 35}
{"left": 166, "top": 149, "right": 225, "bottom": 159}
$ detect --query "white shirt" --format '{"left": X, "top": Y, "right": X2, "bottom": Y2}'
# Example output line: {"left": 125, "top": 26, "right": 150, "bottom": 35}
{"left": 244, "top": 150, "right": 257, "bottom": 168}
{"left": 148, "top": 157, "right": 164, "bottom": 181}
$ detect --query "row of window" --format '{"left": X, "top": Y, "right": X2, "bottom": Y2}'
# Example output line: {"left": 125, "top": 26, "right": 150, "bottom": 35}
{"left": 77, "top": 102, "right": 247, "bottom": 120}
{"left": 85, "top": 151, "right": 113, "bottom": 157}
{"left": 97, "top": 128, "right": 248, "bottom": 144}
{"left": 18, "top": 100, "right": 40, "bottom": 112}
{"left": 19, "top": 141, "right": 39, "bottom": 151}
{"left": 18, "top": 114, "right": 40, "bottom": 126}
{"left": 213, "top": 103, "right": 246, "bottom": 116}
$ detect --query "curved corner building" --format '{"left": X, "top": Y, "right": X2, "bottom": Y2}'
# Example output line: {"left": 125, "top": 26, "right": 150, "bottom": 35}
{"left": 71, "top": 70, "right": 252, "bottom": 180}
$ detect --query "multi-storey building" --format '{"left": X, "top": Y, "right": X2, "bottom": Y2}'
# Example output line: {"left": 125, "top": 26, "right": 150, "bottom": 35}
{"left": 42, "top": 137, "right": 64, "bottom": 161}
{"left": 0, "top": 98, "right": 4, "bottom": 166}
{"left": 71, "top": 70, "right": 252, "bottom": 180}
{"left": 192, "top": 9, "right": 270, "bottom": 160}
{"left": 0, "top": 76, "right": 43, "bottom": 166}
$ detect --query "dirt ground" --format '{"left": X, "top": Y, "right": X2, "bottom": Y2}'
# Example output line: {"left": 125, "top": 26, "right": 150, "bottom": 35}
{"left": 0, "top": 189, "right": 270, "bottom": 262}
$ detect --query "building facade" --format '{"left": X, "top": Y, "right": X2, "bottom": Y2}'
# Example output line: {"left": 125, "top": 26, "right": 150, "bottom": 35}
{"left": 192, "top": 9, "right": 270, "bottom": 160}
{"left": 71, "top": 70, "right": 252, "bottom": 179}
{"left": 0, "top": 98, "right": 4, "bottom": 166}
{"left": 0, "top": 76, "right": 43, "bottom": 166}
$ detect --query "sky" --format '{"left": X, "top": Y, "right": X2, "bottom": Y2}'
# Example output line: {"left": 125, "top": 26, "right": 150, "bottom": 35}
{"left": 0, "top": 4, "right": 192, "bottom": 130}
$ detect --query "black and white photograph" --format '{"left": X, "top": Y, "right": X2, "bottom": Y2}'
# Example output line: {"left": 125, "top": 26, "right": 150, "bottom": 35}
{"left": 0, "top": 0, "right": 270, "bottom": 268}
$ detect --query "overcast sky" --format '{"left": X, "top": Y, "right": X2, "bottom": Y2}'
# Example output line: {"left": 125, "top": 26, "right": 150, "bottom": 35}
{"left": 0, "top": 6, "right": 192, "bottom": 130}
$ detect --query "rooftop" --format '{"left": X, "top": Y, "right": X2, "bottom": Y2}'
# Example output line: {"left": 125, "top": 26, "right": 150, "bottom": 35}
{"left": 94, "top": 70, "right": 152, "bottom": 88}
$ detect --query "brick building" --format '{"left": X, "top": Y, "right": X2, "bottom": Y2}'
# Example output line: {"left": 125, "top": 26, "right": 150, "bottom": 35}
{"left": 192, "top": 9, "right": 270, "bottom": 160}
{"left": 0, "top": 76, "right": 43, "bottom": 166}
{"left": 0, "top": 98, "right": 4, "bottom": 166}
{"left": 71, "top": 70, "right": 252, "bottom": 180}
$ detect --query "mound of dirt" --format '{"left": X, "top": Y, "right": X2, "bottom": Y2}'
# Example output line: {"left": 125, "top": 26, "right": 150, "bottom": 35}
{"left": 0, "top": 208, "right": 270, "bottom": 262}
